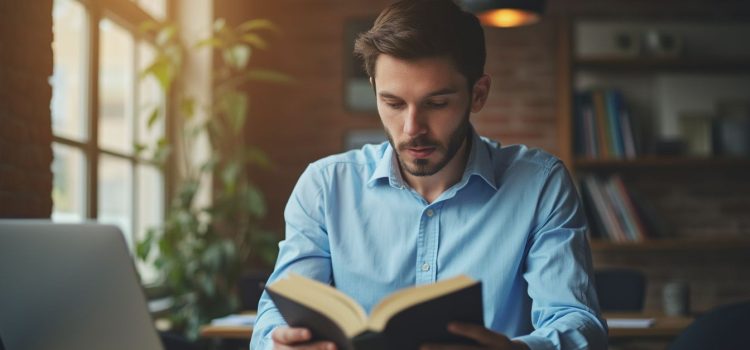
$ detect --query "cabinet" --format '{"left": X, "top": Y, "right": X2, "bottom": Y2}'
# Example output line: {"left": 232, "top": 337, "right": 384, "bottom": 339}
{"left": 557, "top": 17, "right": 750, "bottom": 249}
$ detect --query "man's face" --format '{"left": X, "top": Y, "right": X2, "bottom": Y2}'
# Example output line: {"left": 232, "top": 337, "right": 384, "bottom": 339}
{"left": 373, "top": 54, "right": 474, "bottom": 177}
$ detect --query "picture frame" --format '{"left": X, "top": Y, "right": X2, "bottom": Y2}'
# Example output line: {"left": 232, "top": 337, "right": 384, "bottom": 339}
{"left": 343, "top": 18, "right": 378, "bottom": 113}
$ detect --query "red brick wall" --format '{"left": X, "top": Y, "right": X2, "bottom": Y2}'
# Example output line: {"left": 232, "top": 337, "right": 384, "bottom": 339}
{"left": 218, "top": 0, "right": 750, "bottom": 313}
{"left": 216, "top": 0, "right": 562, "bottom": 235}
{"left": 0, "top": 0, "right": 54, "bottom": 218}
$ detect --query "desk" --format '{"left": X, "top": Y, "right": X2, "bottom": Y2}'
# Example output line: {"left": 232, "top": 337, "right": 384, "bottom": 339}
{"left": 605, "top": 312, "right": 694, "bottom": 340}
{"left": 200, "top": 325, "right": 253, "bottom": 339}
{"left": 199, "top": 313, "right": 693, "bottom": 341}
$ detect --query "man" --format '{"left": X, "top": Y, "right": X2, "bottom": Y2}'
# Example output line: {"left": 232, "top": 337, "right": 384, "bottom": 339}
{"left": 250, "top": 0, "right": 607, "bottom": 349}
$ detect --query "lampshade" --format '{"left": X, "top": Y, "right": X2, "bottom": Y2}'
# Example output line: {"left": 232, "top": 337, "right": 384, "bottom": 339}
{"left": 461, "top": 0, "right": 546, "bottom": 28}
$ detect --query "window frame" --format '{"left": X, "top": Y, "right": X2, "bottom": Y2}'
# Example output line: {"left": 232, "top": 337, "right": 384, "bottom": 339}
{"left": 52, "top": 0, "right": 173, "bottom": 283}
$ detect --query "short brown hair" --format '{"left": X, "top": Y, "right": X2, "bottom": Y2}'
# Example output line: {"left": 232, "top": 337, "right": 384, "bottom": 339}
{"left": 353, "top": 0, "right": 486, "bottom": 87}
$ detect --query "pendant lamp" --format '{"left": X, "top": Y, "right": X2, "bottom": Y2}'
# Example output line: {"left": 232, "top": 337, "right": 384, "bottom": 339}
{"left": 461, "top": 0, "right": 546, "bottom": 28}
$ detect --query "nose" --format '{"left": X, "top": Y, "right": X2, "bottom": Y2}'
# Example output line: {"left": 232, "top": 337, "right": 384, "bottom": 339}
{"left": 403, "top": 106, "right": 427, "bottom": 137}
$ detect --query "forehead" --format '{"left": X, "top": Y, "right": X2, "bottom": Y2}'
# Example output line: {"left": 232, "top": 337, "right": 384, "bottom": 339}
{"left": 373, "top": 55, "right": 468, "bottom": 97}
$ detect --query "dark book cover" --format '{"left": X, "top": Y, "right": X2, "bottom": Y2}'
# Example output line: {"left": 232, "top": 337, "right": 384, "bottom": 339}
{"left": 267, "top": 282, "right": 484, "bottom": 350}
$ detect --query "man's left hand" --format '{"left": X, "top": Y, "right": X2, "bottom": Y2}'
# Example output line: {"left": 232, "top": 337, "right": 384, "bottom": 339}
{"left": 420, "top": 323, "right": 530, "bottom": 350}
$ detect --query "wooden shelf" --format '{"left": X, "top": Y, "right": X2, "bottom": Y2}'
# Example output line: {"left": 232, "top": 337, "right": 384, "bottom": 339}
{"left": 574, "top": 56, "right": 750, "bottom": 73}
{"left": 574, "top": 157, "right": 750, "bottom": 170}
{"left": 590, "top": 237, "right": 750, "bottom": 252}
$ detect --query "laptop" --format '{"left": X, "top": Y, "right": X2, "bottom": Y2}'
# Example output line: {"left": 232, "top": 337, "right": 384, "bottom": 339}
{"left": 0, "top": 220, "right": 164, "bottom": 350}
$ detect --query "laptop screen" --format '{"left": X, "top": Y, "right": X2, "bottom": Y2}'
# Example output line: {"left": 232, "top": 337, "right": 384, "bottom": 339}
{"left": 0, "top": 221, "right": 164, "bottom": 350}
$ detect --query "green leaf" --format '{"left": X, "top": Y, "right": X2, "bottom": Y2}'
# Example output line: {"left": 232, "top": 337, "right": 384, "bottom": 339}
{"left": 213, "top": 18, "right": 227, "bottom": 33}
{"left": 240, "top": 33, "right": 268, "bottom": 50}
{"left": 194, "top": 37, "right": 223, "bottom": 49}
{"left": 156, "top": 25, "right": 177, "bottom": 46}
{"left": 135, "top": 229, "right": 154, "bottom": 260}
{"left": 223, "top": 44, "right": 251, "bottom": 70}
{"left": 147, "top": 107, "right": 160, "bottom": 129}
{"left": 138, "top": 20, "right": 160, "bottom": 34}
{"left": 142, "top": 59, "right": 174, "bottom": 92}
{"left": 220, "top": 91, "right": 247, "bottom": 135}
{"left": 133, "top": 143, "right": 147, "bottom": 156}
{"left": 245, "top": 147, "right": 271, "bottom": 168}
{"left": 221, "top": 162, "right": 240, "bottom": 191}
{"left": 237, "top": 19, "right": 280, "bottom": 33}
{"left": 245, "top": 69, "right": 293, "bottom": 84}
{"left": 245, "top": 186, "right": 266, "bottom": 217}
{"left": 180, "top": 98, "right": 196, "bottom": 119}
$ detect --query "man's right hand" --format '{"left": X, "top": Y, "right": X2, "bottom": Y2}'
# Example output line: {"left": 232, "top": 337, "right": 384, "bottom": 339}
{"left": 272, "top": 327, "right": 337, "bottom": 350}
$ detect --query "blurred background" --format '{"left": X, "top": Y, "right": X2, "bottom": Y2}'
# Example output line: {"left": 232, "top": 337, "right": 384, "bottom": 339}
{"left": 1, "top": 0, "right": 749, "bottom": 349}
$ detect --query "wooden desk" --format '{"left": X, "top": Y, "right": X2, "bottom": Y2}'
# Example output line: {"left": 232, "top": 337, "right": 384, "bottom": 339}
{"left": 199, "top": 313, "right": 694, "bottom": 341}
{"left": 200, "top": 325, "right": 253, "bottom": 339}
{"left": 200, "top": 312, "right": 255, "bottom": 339}
{"left": 605, "top": 312, "right": 694, "bottom": 340}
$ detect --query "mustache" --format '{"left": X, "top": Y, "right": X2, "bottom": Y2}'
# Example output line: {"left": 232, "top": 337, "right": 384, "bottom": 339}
{"left": 398, "top": 136, "right": 440, "bottom": 150}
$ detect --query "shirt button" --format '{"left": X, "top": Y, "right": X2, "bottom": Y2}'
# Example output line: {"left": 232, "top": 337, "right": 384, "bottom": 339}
{"left": 421, "top": 263, "right": 431, "bottom": 271}
{"left": 426, "top": 209, "right": 434, "bottom": 217}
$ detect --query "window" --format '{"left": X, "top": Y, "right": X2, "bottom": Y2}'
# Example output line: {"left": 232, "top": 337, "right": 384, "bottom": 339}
{"left": 51, "top": 0, "right": 168, "bottom": 284}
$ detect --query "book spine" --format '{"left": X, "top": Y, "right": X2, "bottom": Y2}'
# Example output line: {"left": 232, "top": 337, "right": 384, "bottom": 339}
{"left": 605, "top": 90, "right": 625, "bottom": 158}
{"left": 620, "top": 110, "right": 638, "bottom": 159}
{"left": 611, "top": 175, "right": 648, "bottom": 241}
{"left": 603, "top": 177, "right": 638, "bottom": 242}
{"left": 583, "top": 176, "right": 625, "bottom": 242}
{"left": 592, "top": 90, "right": 612, "bottom": 159}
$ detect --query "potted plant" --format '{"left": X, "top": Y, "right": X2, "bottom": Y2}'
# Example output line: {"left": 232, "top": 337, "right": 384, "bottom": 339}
{"left": 135, "top": 17, "right": 290, "bottom": 340}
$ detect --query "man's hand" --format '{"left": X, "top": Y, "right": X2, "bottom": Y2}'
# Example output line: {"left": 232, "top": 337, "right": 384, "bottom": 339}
{"left": 271, "top": 327, "right": 336, "bottom": 350}
{"left": 420, "top": 323, "right": 530, "bottom": 350}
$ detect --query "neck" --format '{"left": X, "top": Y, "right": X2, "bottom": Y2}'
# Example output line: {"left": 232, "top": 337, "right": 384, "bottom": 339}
{"left": 402, "top": 136, "right": 471, "bottom": 204}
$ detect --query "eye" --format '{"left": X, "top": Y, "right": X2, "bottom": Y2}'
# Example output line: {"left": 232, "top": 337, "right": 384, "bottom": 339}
{"left": 384, "top": 101, "right": 405, "bottom": 110}
{"left": 426, "top": 100, "right": 448, "bottom": 109}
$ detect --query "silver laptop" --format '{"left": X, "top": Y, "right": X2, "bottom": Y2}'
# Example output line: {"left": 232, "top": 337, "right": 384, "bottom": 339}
{"left": 0, "top": 221, "right": 164, "bottom": 350}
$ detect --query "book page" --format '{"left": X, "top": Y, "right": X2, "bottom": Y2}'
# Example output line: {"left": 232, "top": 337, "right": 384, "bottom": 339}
{"left": 269, "top": 274, "right": 369, "bottom": 337}
{"left": 368, "top": 275, "right": 478, "bottom": 331}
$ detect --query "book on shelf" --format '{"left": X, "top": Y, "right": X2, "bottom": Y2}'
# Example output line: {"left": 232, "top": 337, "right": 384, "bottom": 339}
{"left": 266, "top": 273, "right": 483, "bottom": 350}
{"left": 581, "top": 174, "right": 651, "bottom": 242}
{"left": 574, "top": 89, "right": 639, "bottom": 160}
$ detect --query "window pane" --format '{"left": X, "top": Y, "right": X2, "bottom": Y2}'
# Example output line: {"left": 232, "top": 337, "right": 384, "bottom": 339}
{"left": 137, "top": 0, "right": 167, "bottom": 21}
{"left": 51, "top": 143, "right": 87, "bottom": 222}
{"left": 99, "top": 18, "right": 134, "bottom": 154}
{"left": 136, "top": 164, "right": 164, "bottom": 284}
{"left": 51, "top": 0, "right": 88, "bottom": 141}
{"left": 137, "top": 42, "right": 164, "bottom": 149}
{"left": 98, "top": 154, "right": 133, "bottom": 248}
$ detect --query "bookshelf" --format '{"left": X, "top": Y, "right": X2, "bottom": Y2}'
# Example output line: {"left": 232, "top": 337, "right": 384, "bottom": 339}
{"left": 557, "top": 17, "right": 750, "bottom": 248}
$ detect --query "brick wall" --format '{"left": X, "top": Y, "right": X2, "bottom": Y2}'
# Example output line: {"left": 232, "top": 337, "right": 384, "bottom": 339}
{"left": 0, "top": 0, "right": 54, "bottom": 218}
{"left": 217, "top": 0, "right": 750, "bottom": 313}
{"left": 216, "top": 0, "right": 562, "bottom": 235}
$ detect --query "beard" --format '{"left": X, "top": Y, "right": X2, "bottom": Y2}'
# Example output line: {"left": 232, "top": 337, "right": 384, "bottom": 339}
{"left": 385, "top": 107, "right": 471, "bottom": 177}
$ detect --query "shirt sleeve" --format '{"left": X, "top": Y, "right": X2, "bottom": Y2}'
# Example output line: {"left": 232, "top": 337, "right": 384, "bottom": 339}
{"left": 513, "top": 159, "right": 608, "bottom": 350}
{"left": 249, "top": 163, "right": 333, "bottom": 350}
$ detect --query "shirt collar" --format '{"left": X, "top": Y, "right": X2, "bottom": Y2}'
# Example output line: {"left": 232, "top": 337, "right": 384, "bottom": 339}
{"left": 367, "top": 127, "right": 499, "bottom": 190}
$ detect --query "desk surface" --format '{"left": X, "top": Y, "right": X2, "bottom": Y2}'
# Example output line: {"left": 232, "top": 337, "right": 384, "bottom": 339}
{"left": 199, "top": 313, "right": 694, "bottom": 340}
{"left": 200, "top": 325, "right": 254, "bottom": 339}
{"left": 605, "top": 312, "right": 693, "bottom": 339}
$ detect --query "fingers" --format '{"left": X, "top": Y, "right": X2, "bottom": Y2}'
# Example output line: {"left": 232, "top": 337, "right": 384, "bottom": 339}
{"left": 272, "top": 327, "right": 311, "bottom": 344}
{"left": 271, "top": 327, "right": 337, "bottom": 350}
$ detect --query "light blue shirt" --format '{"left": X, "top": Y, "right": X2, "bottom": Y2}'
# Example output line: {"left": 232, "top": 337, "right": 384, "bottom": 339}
{"left": 250, "top": 130, "right": 607, "bottom": 350}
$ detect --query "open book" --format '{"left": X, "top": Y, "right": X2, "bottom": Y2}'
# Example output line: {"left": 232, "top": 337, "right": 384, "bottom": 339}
{"left": 266, "top": 273, "right": 483, "bottom": 350}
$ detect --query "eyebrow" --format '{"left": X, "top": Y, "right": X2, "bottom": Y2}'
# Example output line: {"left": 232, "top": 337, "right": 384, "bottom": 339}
{"left": 378, "top": 88, "right": 459, "bottom": 99}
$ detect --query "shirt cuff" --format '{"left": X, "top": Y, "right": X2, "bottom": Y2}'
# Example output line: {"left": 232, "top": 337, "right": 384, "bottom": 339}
{"left": 512, "top": 334, "right": 556, "bottom": 350}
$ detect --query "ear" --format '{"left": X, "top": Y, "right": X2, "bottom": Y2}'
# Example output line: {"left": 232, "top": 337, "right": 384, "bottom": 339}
{"left": 470, "top": 74, "right": 491, "bottom": 113}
